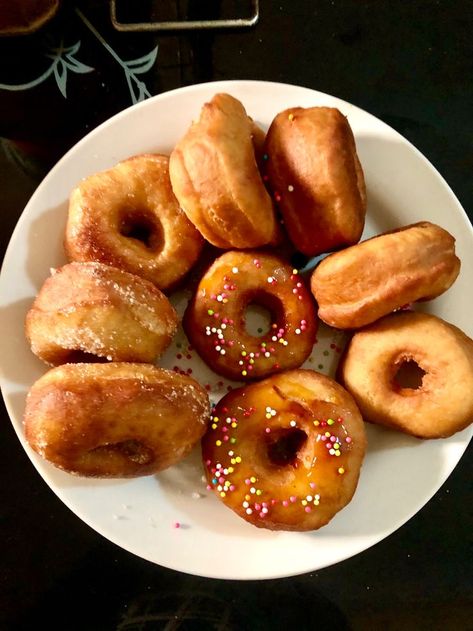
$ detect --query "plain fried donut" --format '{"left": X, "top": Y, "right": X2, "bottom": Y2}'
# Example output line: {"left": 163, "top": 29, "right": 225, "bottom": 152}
{"left": 24, "top": 363, "right": 210, "bottom": 477}
{"left": 169, "top": 93, "right": 279, "bottom": 248}
{"left": 311, "top": 221, "right": 461, "bottom": 329}
{"left": 202, "top": 369, "right": 366, "bottom": 531}
{"left": 26, "top": 262, "right": 178, "bottom": 365}
{"left": 65, "top": 154, "right": 204, "bottom": 291}
{"left": 183, "top": 251, "right": 317, "bottom": 381}
{"left": 264, "top": 106, "right": 366, "bottom": 256}
{"left": 338, "top": 312, "right": 473, "bottom": 438}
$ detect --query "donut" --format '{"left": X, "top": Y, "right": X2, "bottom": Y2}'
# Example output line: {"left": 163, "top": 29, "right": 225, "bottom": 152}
{"left": 264, "top": 106, "right": 366, "bottom": 256}
{"left": 24, "top": 363, "right": 210, "bottom": 477}
{"left": 65, "top": 154, "right": 204, "bottom": 292}
{"left": 26, "top": 262, "right": 178, "bottom": 365}
{"left": 183, "top": 251, "right": 317, "bottom": 381}
{"left": 169, "top": 93, "right": 279, "bottom": 249}
{"left": 202, "top": 369, "right": 366, "bottom": 531}
{"left": 311, "top": 221, "right": 461, "bottom": 329}
{"left": 338, "top": 311, "right": 473, "bottom": 438}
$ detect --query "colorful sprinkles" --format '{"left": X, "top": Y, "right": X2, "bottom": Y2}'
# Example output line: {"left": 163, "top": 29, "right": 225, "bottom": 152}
{"left": 191, "top": 257, "right": 315, "bottom": 379}
{"left": 204, "top": 404, "right": 355, "bottom": 522}
{"left": 162, "top": 264, "right": 349, "bottom": 404}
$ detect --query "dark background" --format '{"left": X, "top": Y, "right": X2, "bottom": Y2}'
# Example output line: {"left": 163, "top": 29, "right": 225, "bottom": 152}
{"left": 1, "top": 1, "right": 472, "bottom": 629}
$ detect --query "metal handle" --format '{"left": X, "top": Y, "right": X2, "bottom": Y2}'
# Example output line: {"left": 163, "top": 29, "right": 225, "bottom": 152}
{"left": 110, "top": 0, "right": 259, "bottom": 32}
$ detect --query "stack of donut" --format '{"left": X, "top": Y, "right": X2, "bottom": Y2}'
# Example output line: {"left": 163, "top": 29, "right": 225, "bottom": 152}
{"left": 23, "top": 92, "right": 473, "bottom": 533}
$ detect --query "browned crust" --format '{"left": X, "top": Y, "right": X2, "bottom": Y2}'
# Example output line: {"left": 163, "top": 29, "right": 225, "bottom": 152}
{"left": 311, "top": 221, "right": 461, "bottom": 329}
{"left": 169, "top": 94, "right": 278, "bottom": 248}
{"left": 202, "top": 369, "right": 366, "bottom": 531}
{"left": 24, "top": 363, "right": 210, "bottom": 477}
{"left": 25, "top": 262, "right": 178, "bottom": 365}
{"left": 264, "top": 107, "right": 366, "bottom": 256}
{"left": 183, "top": 250, "right": 317, "bottom": 380}
{"left": 65, "top": 154, "right": 204, "bottom": 292}
{"left": 338, "top": 311, "right": 473, "bottom": 438}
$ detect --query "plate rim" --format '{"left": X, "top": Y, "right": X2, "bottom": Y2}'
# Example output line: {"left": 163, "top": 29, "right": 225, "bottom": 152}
{"left": 1, "top": 79, "right": 472, "bottom": 580}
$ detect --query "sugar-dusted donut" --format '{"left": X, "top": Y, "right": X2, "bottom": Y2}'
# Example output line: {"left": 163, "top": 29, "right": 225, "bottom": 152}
{"left": 65, "top": 154, "right": 204, "bottom": 291}
{"left": 339, "top": 311, "right": 473, "bottom": 438}
{"left": 24, "top": 363, "right": 210, "bottom": 477}
{"left": 169, "top": 93, "right": 279, "bottom": 248}
{"left": 202, "top": 369, "right": 366, "bottom": 531}
{"left": 183, "top": 251, "right": 317, "bottom": 381}
{"left": 264, "top": 106, "right": 366, "bottom": 256}
{"left": 311, "top": 221, "right": 461, "bottom": 329}
{"left": 26, "top": 262, "right": 178, "bottom": 365}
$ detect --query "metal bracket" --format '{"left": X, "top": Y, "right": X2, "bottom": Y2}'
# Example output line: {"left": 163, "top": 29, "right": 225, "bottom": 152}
{"left": 110, "top": 0, "right": 259, "bottom": 32}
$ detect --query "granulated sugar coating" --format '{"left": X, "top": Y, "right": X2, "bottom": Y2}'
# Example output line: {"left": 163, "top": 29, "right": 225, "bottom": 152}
{"left": 25, "top": 262, "right": 178, "bottom": 365}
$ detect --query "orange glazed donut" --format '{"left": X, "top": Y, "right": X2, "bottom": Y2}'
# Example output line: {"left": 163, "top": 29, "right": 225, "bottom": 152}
{"left": 311, "top": 221, "right": 461, "bottom": 329}
{"left": 339, "top": 312, "right": 473, "bottom": 438}
{"left": 26, "top": 262, "right": 178, "bottom": 365}
{"left": 183, "top": 251, "right": 317, "bottom": 381}
{"left": 169, "top": 93, "right": 279, "bottom": 248}
{"left": 202, "top": 370, "right": 366, "bottom": 531}
{"left": 24, "top": 363, "right": 210, "bottom": 477}
{"left": 65, "top": 154, "right": 204, "bottom": 292}
{"left": 264, "top": 106, "right": 366, "bottom": 256}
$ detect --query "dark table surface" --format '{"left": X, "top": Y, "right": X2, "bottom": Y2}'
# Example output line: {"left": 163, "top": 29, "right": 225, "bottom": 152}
{"left": 1, "top": 2, "right": 472, "bottom": 629}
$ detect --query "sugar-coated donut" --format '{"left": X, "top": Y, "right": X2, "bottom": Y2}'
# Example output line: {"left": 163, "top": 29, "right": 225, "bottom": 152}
{"left": 183, "top": 251, "right": 317, "bottom": 381}
{"left": 311, "top": 221, "right": 460, "bottom": 329}
{"left": 264, "top": 106, "right": 366, "bottom": 256}
{"left": 169, "top": 93, "right": 279, "bottom": 248}
{"left": 338, "top": 312, "right": 473, "bottom": 438}
{"left": 26, "top": 262, "right": 178, "bottom": 365}
{"left": 202, "top": 369, "right": 366, "bottom": 531}
{"left": 65, "top": 154, "right": 204, "bottom": 291}
{"left": 24, "top": 363, "right": 210, "bottom": 477}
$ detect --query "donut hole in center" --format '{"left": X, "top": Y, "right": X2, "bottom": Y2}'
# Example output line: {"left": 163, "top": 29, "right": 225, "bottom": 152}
{"left": 91, "top": 440, "right": 154, "bottom": 465}
{"left": 266, "top": 427, "right": 308, "bottom": 467}
{"left": 394, "top": 359, "right": 426, "bottom": 390}
{"left": 243, "top": 291, "right": 283, "bottom": 337}
{"left": 119, "top": 209, "right": 164, "bottom": 252}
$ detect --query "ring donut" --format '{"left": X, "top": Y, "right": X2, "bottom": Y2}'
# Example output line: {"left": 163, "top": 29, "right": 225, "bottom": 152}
{"left": 311, "top": 221, "right": 461, "bottom": 329}
{"left": 65, "top": 154, "right": 204, "bottom": 291}
{"left": 24, "top": 363, "right": 210, "bottom": 477}
{"left": 183, "top": 251, "right": 317, "bottom": 381}
{"left": 26, "top": 262, "right": 178, "bottom": 365}
{"left": 202, "top": 369, "right": 366, "bottom": 531}
{"left": 169, "top": 93, "right": 279, "bottom": 248}
{"left": 338, "top": 311, "right": 473, "bottom": 438}
{"left": 264, "top": 106, "right": 366, "bottom": 256}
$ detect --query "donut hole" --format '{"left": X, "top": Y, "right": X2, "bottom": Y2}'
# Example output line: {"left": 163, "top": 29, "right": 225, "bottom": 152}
{"left": 243, "top": 291, "right": 283, "bottom": 337}
{"left": 266, "top": 427, "right": 308, "bottom": 467}
{"left": 394, "top": 359, "right": 426, "bottom": 390}
{"left": 91, "top": 440, "right": 154, "bottom": 465}
{"left": 119, "top": 210, "right": 164, "bottom": 252}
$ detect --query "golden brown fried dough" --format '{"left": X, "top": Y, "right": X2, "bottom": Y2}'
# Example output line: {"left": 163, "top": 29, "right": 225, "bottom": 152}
{"left": 339, "top": 312, "right": 473, "bottom": 438}
{"left": 311, "top": 221, "right": 460, "bottom": 329}
{"left": 183, "top": 251, "right": 317, "bottom": 381}
{"left": 65, "top": 154, "right": 204, "bottom": 291}
{"left": 26, "top": 262, "right": 178, "bottom": 365}
{"left": 264, "top": 106, "right": 366, "bottom": 256}
{"left": 202, "top": 369, "right": 366, "bottom": 530}
{"left": 169, "top": 93, "right": 279, "bottom": 249}
{"left": 24, "top": 363, "right": 210, "bottom": 477}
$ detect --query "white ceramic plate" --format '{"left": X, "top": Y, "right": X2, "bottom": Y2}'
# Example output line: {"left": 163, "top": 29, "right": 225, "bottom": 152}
{"left": 1, "top": 81, "right": 472, "bottom": 580}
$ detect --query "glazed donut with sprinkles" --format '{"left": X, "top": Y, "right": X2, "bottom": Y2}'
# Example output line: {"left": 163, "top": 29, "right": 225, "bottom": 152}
{"left": 202, "top": 369, "right": 366, "bottom": 531}
{"left": 184, "top": 251, "right": 317, "bottom": 381}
